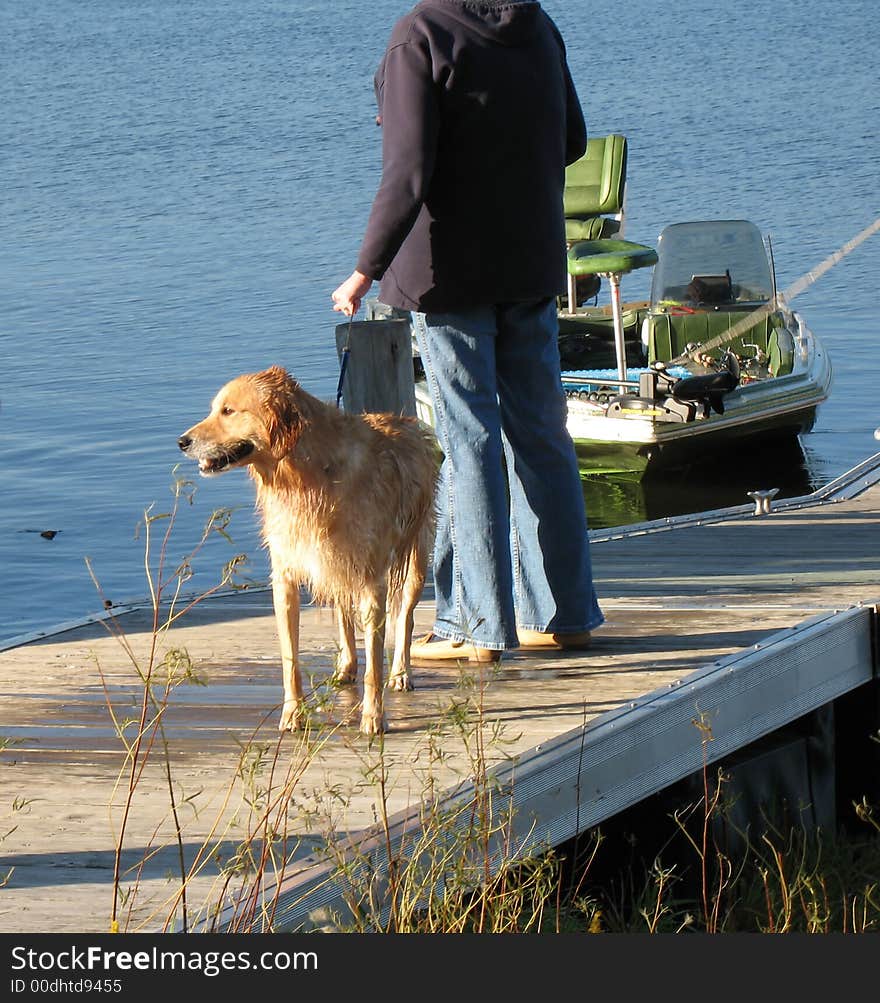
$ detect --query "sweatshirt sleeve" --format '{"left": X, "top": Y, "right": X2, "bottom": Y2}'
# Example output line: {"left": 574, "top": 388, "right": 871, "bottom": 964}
{"left": 356, "top": 36, "right": 439, "bottom": 280}
{"left": 563, "top": 60, "right": 588, "bottom": 166}
{"left": 545, "top": 15, "right": 587, "bottom": 165}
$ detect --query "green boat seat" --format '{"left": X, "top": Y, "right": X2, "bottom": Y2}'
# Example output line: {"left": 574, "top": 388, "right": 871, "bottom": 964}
{"left": 568, "top": 239, "right": 658, "bottom": 277}
{"left": 562, "top": 134, "right": 629, "bottom": 311}
{"left": 564, "top": 133, "right": 627, "bottom": 219}
{"left": 561, "top": 136, "right": 658, "bottom": 384}
{"left": 645, "top": 309, "right": 786, "bottom": 365}
{"left": 565, "top": 216, "right": 621, "bottom": 242}
{"left": 564, "top": 238, "right": 658, "bottom": 387}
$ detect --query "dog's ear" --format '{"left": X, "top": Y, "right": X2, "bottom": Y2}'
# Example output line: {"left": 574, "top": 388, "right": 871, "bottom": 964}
{"left": 255, "top": 366, "right": 304, "bottom": 457}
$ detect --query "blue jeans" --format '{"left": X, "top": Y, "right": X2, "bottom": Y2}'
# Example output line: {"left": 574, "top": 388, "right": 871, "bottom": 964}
{"left": 411, "top": 298, "right": 604, "bottom": 650}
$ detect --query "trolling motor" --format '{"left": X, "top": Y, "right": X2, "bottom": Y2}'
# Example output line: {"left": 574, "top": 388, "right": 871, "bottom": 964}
{"left": 668, "top": 350, "right": 740, "bottom": 416}
{"left": 605, "top": 351, "right": 740, "bottom": 423}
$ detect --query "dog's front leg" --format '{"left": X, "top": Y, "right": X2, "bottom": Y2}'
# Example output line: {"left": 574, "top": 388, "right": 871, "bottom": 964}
{"left": 359, "top": 586, "right": 387, "bottom": 735}
{"left": 272, "top": 576, "right": 306, "bottom": 731}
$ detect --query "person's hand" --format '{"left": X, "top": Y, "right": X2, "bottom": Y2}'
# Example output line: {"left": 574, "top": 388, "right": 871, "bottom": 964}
{"left": 332, "top": 270, "right": 373, "bottom": 317}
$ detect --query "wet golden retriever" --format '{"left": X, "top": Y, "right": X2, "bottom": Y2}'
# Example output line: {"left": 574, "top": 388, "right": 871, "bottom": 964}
{"left": 178, "top": 365, "right": 437, "bottom": 735}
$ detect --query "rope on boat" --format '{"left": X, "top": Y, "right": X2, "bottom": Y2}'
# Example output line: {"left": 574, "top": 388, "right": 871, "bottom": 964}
{"left": 669, "top": 215, "right": 880, "bottom": 366}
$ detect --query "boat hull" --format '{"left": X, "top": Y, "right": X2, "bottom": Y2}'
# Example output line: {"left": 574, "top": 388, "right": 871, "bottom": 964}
{"left": 563, "top": 316, "right": 831, "bottom": 471}
{"left": 413, "top": 314, "right": 831, "bottom": 477}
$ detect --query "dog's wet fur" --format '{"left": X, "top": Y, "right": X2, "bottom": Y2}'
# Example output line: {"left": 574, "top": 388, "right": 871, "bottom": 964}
{"left": 179, "top": 365, "right": 437, "bottom": 735}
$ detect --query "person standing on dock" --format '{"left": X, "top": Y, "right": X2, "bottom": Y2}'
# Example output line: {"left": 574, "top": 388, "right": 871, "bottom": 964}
{"left": 332, "top": 0, "right": 603, "bottom": 661}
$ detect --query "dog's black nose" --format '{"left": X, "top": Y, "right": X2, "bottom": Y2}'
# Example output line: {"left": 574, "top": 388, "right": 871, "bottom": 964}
{"left": 178, "top": 435, "right": 192, "bottom": 452}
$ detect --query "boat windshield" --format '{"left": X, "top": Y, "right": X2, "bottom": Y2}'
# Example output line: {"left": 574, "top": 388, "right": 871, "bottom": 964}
{"left": 650, "top": 220, "right": 774, "bottom": 308}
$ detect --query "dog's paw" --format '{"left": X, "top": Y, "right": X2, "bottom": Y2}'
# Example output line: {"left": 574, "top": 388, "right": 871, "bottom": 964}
{"left": 278, "top": 701, "right": 306, "bottom": 732}
{"left": 388, "top": 671, "right": 414, "bottom": 692}
{"left": 359, "top": 711, "right": 387, "bottom": 736}
{"left": 331, "top": 666, "right": 358, "bottom": 687}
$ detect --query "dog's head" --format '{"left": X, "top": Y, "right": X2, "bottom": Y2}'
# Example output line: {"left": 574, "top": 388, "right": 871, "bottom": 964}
{"left": 178, "top": 365, "right": 304, "bottom": 475}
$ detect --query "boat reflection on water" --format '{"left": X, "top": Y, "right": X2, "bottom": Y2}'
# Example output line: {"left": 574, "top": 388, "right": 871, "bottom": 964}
{"left": 578, "top": 435, "right": 818, "bottom": 531}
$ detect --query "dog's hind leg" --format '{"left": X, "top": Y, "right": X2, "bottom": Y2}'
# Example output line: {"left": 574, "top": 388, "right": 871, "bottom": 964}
{"left": 272, "top": 575, "right": 306, "bottom": 731}
{"left": 358, "top": 585, "right": 388, "bottom": 735}
{"left": 388, "top": 551, "right": 425, "bottom": 693}
{"left": 333, "top": 603, "right": 358, "bottom": 685}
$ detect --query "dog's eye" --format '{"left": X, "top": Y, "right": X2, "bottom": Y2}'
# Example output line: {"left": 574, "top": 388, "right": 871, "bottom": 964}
{"left": 221, "top": 406, "right": 235, "bottom": 416}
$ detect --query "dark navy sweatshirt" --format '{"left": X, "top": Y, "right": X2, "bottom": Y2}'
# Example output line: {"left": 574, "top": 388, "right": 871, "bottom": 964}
{"left": 355, "top": 0, "right": 587, "bottom": 313}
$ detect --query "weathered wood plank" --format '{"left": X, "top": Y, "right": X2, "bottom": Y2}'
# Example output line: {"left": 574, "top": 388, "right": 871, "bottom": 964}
{"left": 334, "top": 318, "right": 416, "bottom": 416}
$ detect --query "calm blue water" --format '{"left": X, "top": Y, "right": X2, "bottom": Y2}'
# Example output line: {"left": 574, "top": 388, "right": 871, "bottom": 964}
{"left": 2, "top": 0, "right": 878, "bottom": 643}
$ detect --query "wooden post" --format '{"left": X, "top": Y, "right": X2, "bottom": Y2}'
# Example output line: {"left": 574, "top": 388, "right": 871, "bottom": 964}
{"left": 334, "top": 318, "right": 416, "bottom": 416}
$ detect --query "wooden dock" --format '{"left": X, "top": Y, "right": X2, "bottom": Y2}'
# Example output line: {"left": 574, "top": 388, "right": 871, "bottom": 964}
{"left": 2, "top": 455, "right": 879, "bottom": 933}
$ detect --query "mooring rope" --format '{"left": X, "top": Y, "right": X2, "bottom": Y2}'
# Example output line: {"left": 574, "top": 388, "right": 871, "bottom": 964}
{"left": 668, "top": 215, "right": 880, "bottom": 366}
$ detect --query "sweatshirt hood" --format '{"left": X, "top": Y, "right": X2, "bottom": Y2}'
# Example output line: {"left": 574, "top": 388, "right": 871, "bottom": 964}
{"left": 420, "top": 0, "right": 543, "bottom": 46}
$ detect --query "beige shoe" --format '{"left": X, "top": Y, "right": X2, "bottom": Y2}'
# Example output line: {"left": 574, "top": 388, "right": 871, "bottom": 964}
{"left": 410, "top": 633, "right": 501, "bottom": 664}
{"left": 517, "top": 628, "right": 592, "bottom": 651}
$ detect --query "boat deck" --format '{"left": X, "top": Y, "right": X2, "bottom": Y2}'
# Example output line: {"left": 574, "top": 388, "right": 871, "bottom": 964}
{"left": 1, "top": 456, "right": 879, "bottom": 933}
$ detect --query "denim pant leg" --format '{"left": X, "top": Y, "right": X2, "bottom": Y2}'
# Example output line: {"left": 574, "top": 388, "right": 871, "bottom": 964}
{"left": 496, "top": 299, "right": 605, "bottom": 633}
{"left": 411, "top": 308, "right": 518, "bottom": 650}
